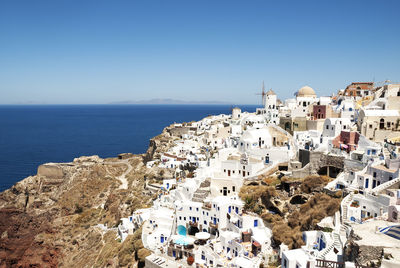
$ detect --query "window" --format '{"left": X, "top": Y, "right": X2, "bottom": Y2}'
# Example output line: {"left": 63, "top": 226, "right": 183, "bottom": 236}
{"left": 254, "top": 219, "right": 258, "bottom": 227}
{"left": 326, "top": 125, "right": 329, "bottom": 130}
{"left": 373, "top": 172, "right": 377, "bottom": 178}
{"left": 190, "top": 207, "right": 192, "bottom": 210}
{"left": 232, "top": 186, "right": 236, "bottom": 192}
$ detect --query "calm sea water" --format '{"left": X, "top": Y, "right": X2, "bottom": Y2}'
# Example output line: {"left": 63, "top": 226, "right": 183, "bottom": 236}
{"left": 0, "top": 105, "right": 257, "bottom": 191}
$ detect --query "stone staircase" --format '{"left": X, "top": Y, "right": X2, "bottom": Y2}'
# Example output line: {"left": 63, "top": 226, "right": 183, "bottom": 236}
{"left": 317, "top": 232, "right": 342, "bottom": 260}
{"left": 371, "top": 176, "right": 400, "bottom": 194}
{"left": 192, "top": 179, "right": 210, "bottom": 202}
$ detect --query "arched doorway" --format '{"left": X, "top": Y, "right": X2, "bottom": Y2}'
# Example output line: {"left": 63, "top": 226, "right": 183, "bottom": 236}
{"left": 380, "top": 118, "right": 385, "bottom": 129}
{"left": 317, "top": 166, "right": 343, "bottom": 178}
{"left": 284, "top": 122, "right": 290, "bottom": 131}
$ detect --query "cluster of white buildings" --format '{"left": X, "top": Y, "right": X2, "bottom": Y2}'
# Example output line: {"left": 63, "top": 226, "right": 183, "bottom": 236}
{"left": 116, "top": 81, "right": 400, "bottom": 267}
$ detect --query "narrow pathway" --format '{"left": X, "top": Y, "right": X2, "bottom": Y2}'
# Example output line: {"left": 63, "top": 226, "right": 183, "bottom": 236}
{"left": 104, "top": 159, "right": 133, "bottom": 190}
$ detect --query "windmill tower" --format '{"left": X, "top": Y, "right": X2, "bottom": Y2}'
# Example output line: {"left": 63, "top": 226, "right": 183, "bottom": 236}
{"left": 255, "top": 81, "right": 267, "bottom": 108}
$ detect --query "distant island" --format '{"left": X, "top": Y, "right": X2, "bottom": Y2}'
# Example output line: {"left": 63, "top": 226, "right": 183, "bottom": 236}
{"left": 109, "top": 98, "right": 231, "bottom": 105}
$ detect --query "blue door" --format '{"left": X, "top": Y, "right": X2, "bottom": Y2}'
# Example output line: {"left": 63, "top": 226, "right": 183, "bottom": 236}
{"left": 365, "top": 178, "right": 369, "bottom": 188}
{"left": 265, "top": 156, "right": 269, "bottom": 164}
{"left": 166, "top": 183, "right": 169, "bottom": 189}
{"left": 254, "top": 219, "right": 258, "bottom": 227}
{"left": 235, "top": 207, "right": 239, "bottom": 214}
{"left": 228, "top": 206, "right": 231, "bottom": 213}
{"left": 160, "top": 236, "right": 164, "bottom": 243}
{"left": 319, "top": 240, "right": 325, "bottom": 250}
{"left": 213, "top": 218, "right": 217, "bottom": 224}
{"left": 173, "top": 250, "right": 176, "bottom": 257}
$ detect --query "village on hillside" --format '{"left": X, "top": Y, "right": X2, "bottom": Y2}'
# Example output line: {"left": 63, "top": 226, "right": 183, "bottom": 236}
{"left": 117, "top": 82, "right": 400, "bottom": 268}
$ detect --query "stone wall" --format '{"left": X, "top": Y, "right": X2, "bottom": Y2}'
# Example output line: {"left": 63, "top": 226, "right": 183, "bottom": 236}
{"left": 37, "top": 164, "right": 64, "bottom": 179}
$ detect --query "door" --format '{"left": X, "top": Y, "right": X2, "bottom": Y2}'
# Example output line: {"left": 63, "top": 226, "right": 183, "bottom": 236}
{"left": 265, "top": 156, "right": 269, "bottom": 164}
{"left": 228, "top": 170, "right": 231, "bottom": 176}
{"left": 223, "top": 187, "right": 227, "bottom": 196}
{"left": 365, "top": 178, "right": 369, "bottom": 188}
{"left": 254, "top": 219, "right": 258, "bottom": 227}
{"left": 372, "top": 180, "right": 376, "bottom": 188}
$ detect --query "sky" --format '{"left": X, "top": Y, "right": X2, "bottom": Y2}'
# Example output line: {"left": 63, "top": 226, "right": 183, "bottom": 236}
{"left": 0, "top": 0, "right": 399, "bottom": 105}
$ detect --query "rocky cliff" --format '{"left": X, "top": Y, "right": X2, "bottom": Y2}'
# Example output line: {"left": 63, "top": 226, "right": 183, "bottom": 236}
{"left": 0, "top": 125, "right": 178, "bottom": 268}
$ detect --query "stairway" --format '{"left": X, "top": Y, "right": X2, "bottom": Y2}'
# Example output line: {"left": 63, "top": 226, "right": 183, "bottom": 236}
{"left": 371, "top": 176, "right": 400, "bottom": 194}
{"left": 341, "top": 192, "right": 353, "bottom": 224}
{"left": 317, "top": 232, "right": 342, "bottom": 260}
{"left": 192, "top": 179, "right": 210, "bottom": 202}
{"left": 383, "top": 147, "right": 391, "bottom": 159}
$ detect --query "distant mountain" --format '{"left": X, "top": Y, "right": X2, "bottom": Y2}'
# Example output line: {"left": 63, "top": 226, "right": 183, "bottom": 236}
{"left": 109, "top": 98, "right": 230, "bottom": 105}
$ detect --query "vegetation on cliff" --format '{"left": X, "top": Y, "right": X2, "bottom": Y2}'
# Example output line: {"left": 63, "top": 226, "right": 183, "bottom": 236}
{"left": 240, "top": 175, "right": 342, "bottom": 249}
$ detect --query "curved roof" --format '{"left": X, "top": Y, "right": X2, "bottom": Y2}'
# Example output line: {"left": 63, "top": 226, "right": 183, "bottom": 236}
{"left": 266, "top": 89, "right": 276, "bottom": 96}
{"left": 297, "top": 86, "right": 316, "bottom": 97}
{"left": 241, "top": 127, "right": 272, "bottom": 146}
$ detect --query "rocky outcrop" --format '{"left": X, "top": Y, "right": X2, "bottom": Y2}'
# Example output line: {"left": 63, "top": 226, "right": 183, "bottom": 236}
{"left": 37, "top": 164, "right": 64, "bottom": 179}
{"left": 345, "top": 239, "right": 384, "bottom": 267}
{"left": 0, "top": 132, "right": 174, "bottom": 267}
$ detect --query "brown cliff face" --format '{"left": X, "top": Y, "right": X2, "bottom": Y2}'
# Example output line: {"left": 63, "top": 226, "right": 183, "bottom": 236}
{"left": 0, "top": 155, "right": 155, "bottom": 268}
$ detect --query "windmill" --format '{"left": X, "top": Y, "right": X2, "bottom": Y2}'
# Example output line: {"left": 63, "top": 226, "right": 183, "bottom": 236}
{"left": 255, "top": 81, "right": 266, "bottom": 107}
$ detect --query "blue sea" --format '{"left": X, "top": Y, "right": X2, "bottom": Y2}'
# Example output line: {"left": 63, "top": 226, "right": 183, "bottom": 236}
{"left": 0, "top": 105, "right": 257, "bottom": 191}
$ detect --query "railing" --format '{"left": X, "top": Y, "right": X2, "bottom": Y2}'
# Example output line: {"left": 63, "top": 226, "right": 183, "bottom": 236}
{"left": 316, "top": 259, "right": 370, "bottom": 268}
{"left": 316, "top": 259, "right": 344, "bottom": 268}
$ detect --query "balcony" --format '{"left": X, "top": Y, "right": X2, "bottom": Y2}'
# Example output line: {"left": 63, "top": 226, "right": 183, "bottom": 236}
{"left": 189, "top": 221, "right": 198, "bottom": 227}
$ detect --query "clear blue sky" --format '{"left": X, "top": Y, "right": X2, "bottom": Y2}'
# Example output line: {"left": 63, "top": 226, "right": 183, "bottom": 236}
{"left": 0, "top": 0, "right": 399, "bottom": 104}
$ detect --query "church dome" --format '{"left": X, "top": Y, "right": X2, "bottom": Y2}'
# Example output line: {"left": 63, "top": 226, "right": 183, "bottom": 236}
{"left": 297, "top": 86, "right": 316, "bottom": 97}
